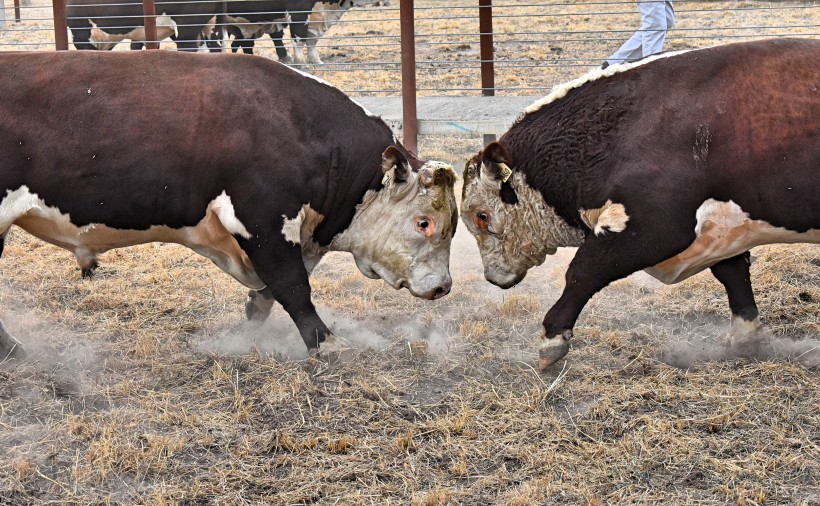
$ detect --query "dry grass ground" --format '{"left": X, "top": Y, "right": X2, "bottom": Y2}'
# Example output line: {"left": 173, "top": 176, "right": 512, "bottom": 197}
{"left": 1, "top": 1, "right": 819, "bottom": 504}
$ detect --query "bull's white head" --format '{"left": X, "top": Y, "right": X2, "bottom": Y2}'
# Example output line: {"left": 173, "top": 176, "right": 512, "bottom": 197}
{"left": 331, "top": 146, "right": 458, "bottom": 300}
{"left": 460, "top": 142, "right": 584, "bottom": 288}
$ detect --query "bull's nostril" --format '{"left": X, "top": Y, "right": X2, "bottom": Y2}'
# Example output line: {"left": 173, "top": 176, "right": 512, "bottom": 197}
{"left": 432, "top": 286, "right": 450, "bottom": 299}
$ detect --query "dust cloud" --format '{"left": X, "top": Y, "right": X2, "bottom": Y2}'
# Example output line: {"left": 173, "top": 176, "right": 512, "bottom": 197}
{"left": 661, "top": 325, "right": 820, "bottom": 369}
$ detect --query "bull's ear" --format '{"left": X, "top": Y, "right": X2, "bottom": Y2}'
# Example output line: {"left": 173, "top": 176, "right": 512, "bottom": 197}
{"left": 381, "top": 146, "right": 409, "bottom": 187}
{"left": 480, "top": 141, "right": 513, "bottom": 183}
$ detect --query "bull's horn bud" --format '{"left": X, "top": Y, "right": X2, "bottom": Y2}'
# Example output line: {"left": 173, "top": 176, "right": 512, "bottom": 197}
{"left": 418, "top": 167, "right": 435, "bottom": 188}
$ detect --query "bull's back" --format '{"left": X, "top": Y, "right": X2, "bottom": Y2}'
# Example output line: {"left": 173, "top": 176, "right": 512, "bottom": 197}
{"left": 0, "top": 51, "right": 372, "bottom": 230}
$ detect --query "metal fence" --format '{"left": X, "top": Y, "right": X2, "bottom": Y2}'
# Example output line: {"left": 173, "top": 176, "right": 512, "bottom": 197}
{"left": 2, "top": 0, "right": 818, "bottom": 95}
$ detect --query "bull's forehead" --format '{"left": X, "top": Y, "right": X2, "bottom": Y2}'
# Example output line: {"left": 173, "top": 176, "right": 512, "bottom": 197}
{"left": 415, "top": 161, "right": 458, "bottom": 238}
{"left": 460, "top": 158, "right": 500, "bottom": 213}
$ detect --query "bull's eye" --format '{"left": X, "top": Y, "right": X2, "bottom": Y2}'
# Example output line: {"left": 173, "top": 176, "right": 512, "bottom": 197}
{"left": 415, "top": 217, "right": 435, "bottom": 237}
{"left": 474, "top": 211, "right": 490, "bottom": 230}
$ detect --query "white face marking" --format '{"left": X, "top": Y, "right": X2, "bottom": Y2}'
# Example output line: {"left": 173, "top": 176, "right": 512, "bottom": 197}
{"left": 523, "top": 49, "right": 694, "bottom": 116}
{"left": 330, "top": 161, "right": 458, "bottom": 299}
{"left": 0, "top": 186, "right": 264, "bottom": 289}
{"left": 646, "top": 199, "right": 820, "bottom": 284}
{"left": 579, "top": 199, "right": 630, "bottom": 236}
{"left": 461, "top": 162, "right": 584, "bottom": 288}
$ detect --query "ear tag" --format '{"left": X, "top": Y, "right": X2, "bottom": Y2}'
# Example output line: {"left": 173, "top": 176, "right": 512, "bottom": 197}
{"left": 381, "top": 167, "right": 394, "bottom": 187}
{"left": 498, "top": 163, "right": 512, "bottom": 183}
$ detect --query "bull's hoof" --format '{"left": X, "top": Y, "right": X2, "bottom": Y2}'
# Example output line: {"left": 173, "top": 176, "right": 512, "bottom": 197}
{"left": 81, "top": 261, "right": 99, "bottom": 279}
{"left": 245, "top": 289, "right": 274, "bottom": 321}
{"left": 729, "top": 316, "right": 763, "bottom": 350}
{"left": 309, "top": 334, "right": 353, "bottom": 365}
{"left": 0, "top": 321, "right": 25, "bottom": 361}
{"left": 538, "top": 330, "right": 572, "bottom": 370}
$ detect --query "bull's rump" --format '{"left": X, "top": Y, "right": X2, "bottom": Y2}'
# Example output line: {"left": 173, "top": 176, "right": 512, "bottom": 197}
{"left": 0, "top": 51, "right": 379, "bottom": 232}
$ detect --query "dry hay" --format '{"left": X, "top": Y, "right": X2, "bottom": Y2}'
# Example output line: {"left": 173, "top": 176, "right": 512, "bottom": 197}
{"left": 1, "top": 1, "right": 820, "bottom": 504}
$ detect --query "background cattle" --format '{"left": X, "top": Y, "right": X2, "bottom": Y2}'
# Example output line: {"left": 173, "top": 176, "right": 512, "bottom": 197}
{"left": 460, "top": 38, "right": 820, "bottom": 369}
{"left": 223, "top": 0, "right": 383, "bottom": 64}
{"left": 87, "top": 14, "right": 177, "bottom": 50}
{"left": 0, "top": 50, "right": 457, "bottom": 360}
{"left": 67, "top": 0, "right": 222, "bottom": 51}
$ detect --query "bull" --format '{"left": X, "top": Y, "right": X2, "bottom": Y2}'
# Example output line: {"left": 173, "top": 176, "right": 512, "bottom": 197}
{"left": 221, "top": 0, "right": 381, "bottom": 64}
{"left": 0, "top": 51, "right": 458, "bottom": 359}
{"left": 460, "top": 38, "right": 820, "bottom": 369}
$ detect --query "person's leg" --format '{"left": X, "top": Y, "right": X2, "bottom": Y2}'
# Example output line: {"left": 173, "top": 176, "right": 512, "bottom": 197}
{"left": 638, "top": 0, "right": 671, "bottom": 57}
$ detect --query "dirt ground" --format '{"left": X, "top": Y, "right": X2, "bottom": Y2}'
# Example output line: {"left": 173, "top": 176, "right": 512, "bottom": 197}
{"left": 1, "top": 1, "right": 819, "bottom": 504}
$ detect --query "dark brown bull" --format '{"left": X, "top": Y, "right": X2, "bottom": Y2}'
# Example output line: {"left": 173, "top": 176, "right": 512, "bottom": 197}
{"left": 0, "top": 51, "right": 458, "bottom": 360}
{"left": 460, "top": 38, "right": 820, "bottom": 369}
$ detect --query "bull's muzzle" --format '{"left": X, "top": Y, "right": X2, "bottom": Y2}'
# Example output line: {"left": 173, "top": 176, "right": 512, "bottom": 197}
{"left": 485, "top": 268, "right": 525, "bottom": 289}
{"left": 406, "top": 276, "right": 452, "bottom": 300}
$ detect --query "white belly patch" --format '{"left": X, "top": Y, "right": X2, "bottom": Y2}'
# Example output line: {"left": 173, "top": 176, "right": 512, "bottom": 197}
{"left": 0, "top": 186, "right": 264, "bottom": 289}
{"left": 645, "top": 199, "right": 820, "bottom": 284}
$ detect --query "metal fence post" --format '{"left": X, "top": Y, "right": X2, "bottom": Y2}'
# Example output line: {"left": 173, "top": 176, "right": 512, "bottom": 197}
{"left": 479, "top": 0, "right": 496, "bottom": 144}
{"left": 52, "top": 0, "right": 69, "bottom": 50}
{"left": 142, "top": 0, "right": 159, "bottom": 49}
{"left": 399, "top": 0, "right": 418, "bottom": 155}
{"left": 14, "top": 0, "right": 20, "bottom": 23}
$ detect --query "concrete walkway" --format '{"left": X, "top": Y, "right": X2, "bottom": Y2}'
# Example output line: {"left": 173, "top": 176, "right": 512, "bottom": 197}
{"left": 354, "top": 96, "right": 538, "bottom": 137}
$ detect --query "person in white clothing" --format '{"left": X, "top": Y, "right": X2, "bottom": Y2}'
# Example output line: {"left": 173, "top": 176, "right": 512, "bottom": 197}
{"left": 603, "top": 1, "right": 675, "bottom": 68}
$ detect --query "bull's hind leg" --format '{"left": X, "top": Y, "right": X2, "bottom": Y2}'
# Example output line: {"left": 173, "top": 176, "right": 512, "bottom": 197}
{"left": 75, "top": 248, "right": 100, "bottom": 279}
{"left": 709, "top": 252, "right": 762, "bottom": 348}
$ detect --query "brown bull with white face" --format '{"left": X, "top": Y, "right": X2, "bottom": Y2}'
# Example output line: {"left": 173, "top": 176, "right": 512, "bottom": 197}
{"left": 0, "top": 50, "right": 458, "bottom": 360}
{"left": 461, "top": 38, "right": 820, "bottom": 370}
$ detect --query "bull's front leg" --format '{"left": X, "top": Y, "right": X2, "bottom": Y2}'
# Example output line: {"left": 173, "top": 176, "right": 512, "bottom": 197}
{"left": 243, "top": 241, "right": 332, "bottom": 354}
{"left": 269, "top": 31, "right": 292, "bottom": 62}
{"left": 538, "top": 230, "right": 691, "bottom": 369}
{"left": 306, "top": 38, "right": 323, "bottom": 64}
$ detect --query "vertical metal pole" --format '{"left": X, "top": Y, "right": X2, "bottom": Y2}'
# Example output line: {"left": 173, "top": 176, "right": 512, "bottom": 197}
{"left": 142, "top": 0, "right": 158, "bottom": 49}
{"left": 478, "top": 0, "right": 494, "bottom": 96}
{"left": 478, "top": 0, "right": 495, "bottom": 144}
{"left": 52, "top": 0, "right": 69, "bottom": 50}
{"left": 14, "top": 0, "right": 22, "bottom": 23}
{"left": 399, "top": 0, "right": 418, "bottom": 155}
